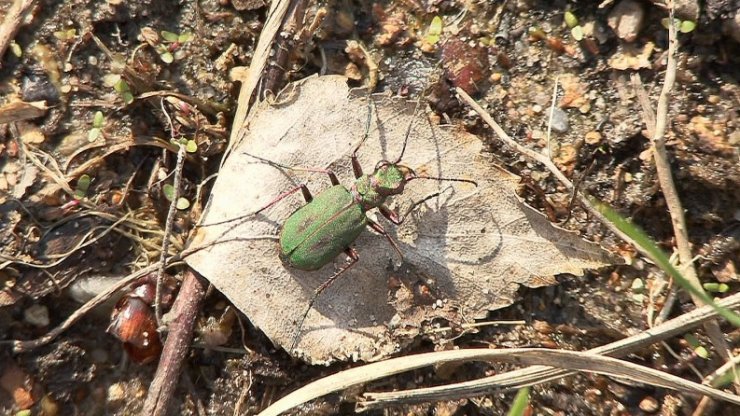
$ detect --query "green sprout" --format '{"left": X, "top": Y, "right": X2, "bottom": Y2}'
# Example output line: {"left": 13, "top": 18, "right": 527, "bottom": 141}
{"left": 163, "top": 183, "right": 190, "bottom": 210}
{"left": 425, "top": 16, "right": 443, "bottom": 45}
{"left": 703, "top": 282, "right": 730, "bottom": 293}
{"left": 170, "top": 137, "right": 198, "bottom": 153}
{"left": 630, "top": 277, "right": 645, "bottom": 302}
{"left": 564, "top": 11, "right": 584, "bottom": 41}
{"left": 74, "top": 174, "right": 91, "bottom": 200}
{"left": 53, "top": 28, "right": 77, "bottom": 41}
{"left": 9, "top": 41, "right": 22, "bottom": 57}
{"left": 113, "top": 78, "right": 134, "bottom": 105}
{"left": 684, "top": 334, "right": 709, "bottom": 359}
{"left": 507, "top": 387, "right": 530, "bottom": 416}
{"left": 157, "top": 30, "right": 194, "bottom": 63}
{"left": 88, "top": 111, "right": 105, "bottom": 141}
{"left": 661, "top": 17, "right": 697, "bottom": 34}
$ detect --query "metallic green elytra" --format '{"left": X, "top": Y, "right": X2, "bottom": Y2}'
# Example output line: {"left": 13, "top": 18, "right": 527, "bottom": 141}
{"left": 279, "top": 185, "right": 367, "bottom": 270}
{"left": 279, "top": 163, "right": 414, "bottom": 271}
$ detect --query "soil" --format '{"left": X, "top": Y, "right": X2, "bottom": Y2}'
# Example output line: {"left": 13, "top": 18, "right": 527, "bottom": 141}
{"left": 0, "top": 0, "right": 738, "bottom": 415}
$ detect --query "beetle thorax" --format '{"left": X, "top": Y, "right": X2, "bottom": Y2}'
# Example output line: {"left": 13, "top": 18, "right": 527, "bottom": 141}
{"left": 351, "top": 163, "right": 412, "bottom": 211}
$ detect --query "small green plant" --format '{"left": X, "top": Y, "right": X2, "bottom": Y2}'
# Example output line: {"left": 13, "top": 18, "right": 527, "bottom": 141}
{"left": 661, "top": 17, "right": 696, "bottom": 34}
{"left": 113, "top": 78, "right": 134, "bottom": 104}
{"left": 425, "top": 16, "right": 443, "bottom": 45}
{"left": 9, "top": 40, "right": 22, "bottom": 57}
{"left": 630, "top": 277, "right": 645, "bottom": 302}
{"left": 684, "top": 333, "right": 709, "bottom": 359}
{"left": 170, "top": 137, "right": 198, "bottom": 153}
{"left": 157, "top": 30, "right": 193, "bottom": 63}
{"left": 163, "top": 183, "right": 190, "bottom": 210}
{"left": 703, "top": 282, "right": 730, "bottom": 293}
{"left": 507, "top": 387, "right": 530, "bottom": 416}
{"left": 88, "top": 111, "right": 105, "bottom": 141}
{"left": 53, "top": 28, "right": 77, "bottom": 41}
{"left": 564, "top": 10, "right": 584, "bottom": 41}
{"left": 74, "top": 174, "right": 91, "bottom": 200}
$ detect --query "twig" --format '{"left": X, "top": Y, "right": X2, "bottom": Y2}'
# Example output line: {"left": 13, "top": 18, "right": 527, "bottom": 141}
{"left": 142, "top": 268, "right": 208, "bottom": 416}
{"left": 456, "top": 87, "right": 639, "bottom": 250}
{"left": 223, "top": 0, "right": 296, "bottom": 161}
{"left": 634, "top": 3, "right": 736, "bottom": 391}
{"left": 156, "top": 141, "right": 187, "bottom": 326}
{"left": 0, "top": 0, "right": 35, "bottom": 68}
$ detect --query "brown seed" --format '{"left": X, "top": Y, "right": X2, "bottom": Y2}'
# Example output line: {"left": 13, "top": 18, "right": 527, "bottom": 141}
{"left": 441, "top": 39, "right": 490, "bottom": 95}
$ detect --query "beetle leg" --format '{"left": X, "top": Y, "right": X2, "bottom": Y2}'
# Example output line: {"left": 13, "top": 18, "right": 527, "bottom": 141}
{"left": 254, "top": 184, "right": 313, "bottom": 215}
{"left": 351, "top": 154, "right": 364, "bottom": 178}
{"left": 367, "top": 218, "right": 403, "bottom": 262}
{"left": 379, "top": 191, "right": 442, "bottom": 225}
{"left": 290, "top": 248, "right": 360, "bottom": 351}
{"left": 378, "top": 204, "right": 402, "bottom": 225}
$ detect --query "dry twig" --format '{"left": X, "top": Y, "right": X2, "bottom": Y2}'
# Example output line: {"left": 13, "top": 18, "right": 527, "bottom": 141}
{"left": 0, "top": 0, "right": 36, "bottom": 68}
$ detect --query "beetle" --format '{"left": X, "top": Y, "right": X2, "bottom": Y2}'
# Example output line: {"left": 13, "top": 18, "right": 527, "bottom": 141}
{"left": 251, "top": 98, "right": 477, "bottom": 349}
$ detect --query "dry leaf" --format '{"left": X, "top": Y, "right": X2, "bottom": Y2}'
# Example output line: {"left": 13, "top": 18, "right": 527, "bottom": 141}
{"left": 186, "top": 75, "right": 612, "bottom": 363}
{"left": 0, "top": 100, "right": 49, "bottom": 124}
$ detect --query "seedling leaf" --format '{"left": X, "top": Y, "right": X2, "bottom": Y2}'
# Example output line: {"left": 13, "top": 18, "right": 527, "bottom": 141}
{"left": 426, "top": 16, "right": 443, "bottom": 45}
{"left": 160, "top": 51, "right": 174, "bottom": 63}
{"left": 176, "top": 197, "right": 190, "bottom": 210}
{"left": 507, "top": 387, "right": 531, "bottom": 416}
{"left": 161, "top": 30, "right": 179, "bottom": 42}
{"left": 571, "top": 26, "right": 584, "bottom": 41}
{"left": 74, "top": 174, "right": 91, "bottom": 199}
{"left": 564, "top": 11, "right": 579, "bottom": 28}
{"left": 93, "top": 111, "right": 104, "bottom": 128}
{"left": 186, "top": 140, "right": 198, "bottom": 153}
{"left": 680, "top": 20, "right": 696, "bottom": 33}
{"left": 163, "top": 184, "right": 175, "bottom": 201}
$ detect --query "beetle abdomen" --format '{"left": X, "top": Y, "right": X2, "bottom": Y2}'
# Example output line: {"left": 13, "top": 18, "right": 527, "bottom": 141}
{"left": 279, "top": 185, "right": 367, "bottom": 270}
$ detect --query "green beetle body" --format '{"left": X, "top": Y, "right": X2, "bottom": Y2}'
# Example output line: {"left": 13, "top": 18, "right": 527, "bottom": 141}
{"left": 278, "top": 163, "right": 412, "bottom": 271}
{"left": 279, "top": 185, "right": 368, "bottom": 270}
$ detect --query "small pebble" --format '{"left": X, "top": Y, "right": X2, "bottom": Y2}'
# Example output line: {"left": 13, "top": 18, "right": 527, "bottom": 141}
{"left": 107, "top": 382, "right": 126, "bottom": 406}
{"left": 548, "top": 107, "right": 569, "bottom": 133}
{"left": 585, "top": 131, "right": 602, "bottom": 144}
{"left": 639, "top": 395, "right": 660, "bottom": 413}
{"left": 607, "top": 0, "right": 645, "bottom": 43}
{"left": 24, "top": 304, "right": 49, "bottom": 327}
{"left": 532, "top": 104, "right": 543, "bottom": 114}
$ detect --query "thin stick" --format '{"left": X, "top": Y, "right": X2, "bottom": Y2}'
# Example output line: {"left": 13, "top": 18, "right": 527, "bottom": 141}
{"left": 455, "top": 87, "right": 639, "bottom": 251}
{"left": 0, "top": 0, "right": 35, "bottom": 68}
{"left": 357, "top": 292, "right": 740, "bottom": 411}
{"left": 142, "top": 268, "right": 208, "bottom": 416}
{"left": 155, "top": 105, "right": 188, "bottom": 326}
{"left": 643, "top": 1, "right": 737, "bottom": 395}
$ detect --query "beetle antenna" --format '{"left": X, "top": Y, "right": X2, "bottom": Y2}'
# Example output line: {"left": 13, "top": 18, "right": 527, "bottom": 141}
{"left": 395, "top": 96, "right": 424, "bottom": 164}
{"left": 411, "top": 176, "right": 478, "bottom": 186}
{"left": 352, "top": 97, "right": 376, "bottom": 158}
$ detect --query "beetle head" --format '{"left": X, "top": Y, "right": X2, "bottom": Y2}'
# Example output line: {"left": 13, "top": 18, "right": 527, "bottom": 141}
{"left": 373, "top": 162, "right": 415, "bottom": 195}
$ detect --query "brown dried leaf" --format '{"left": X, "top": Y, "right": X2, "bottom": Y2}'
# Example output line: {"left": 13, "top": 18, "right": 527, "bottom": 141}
{"left": 0, "top": 100, "right": 49, "bottom": 124}
{"left": 186, "top": 75, "right": 612, "bottom": 363}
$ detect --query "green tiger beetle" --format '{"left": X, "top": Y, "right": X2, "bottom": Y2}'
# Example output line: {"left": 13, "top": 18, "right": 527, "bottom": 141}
{"left": 251, "top": 97, "right": 477, "bottom": 350}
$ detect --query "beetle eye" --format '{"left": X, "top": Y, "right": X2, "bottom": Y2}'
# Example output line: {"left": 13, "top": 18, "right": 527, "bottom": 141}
{"left": 375, "top": 161, "right": 388, "bottom": 170}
